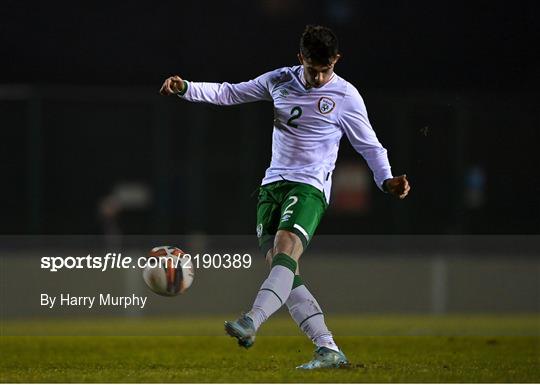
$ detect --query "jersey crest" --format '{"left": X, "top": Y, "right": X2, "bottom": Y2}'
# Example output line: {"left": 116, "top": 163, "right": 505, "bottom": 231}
{"left": 318, "top": 97, "right": 336, "bottom": 114}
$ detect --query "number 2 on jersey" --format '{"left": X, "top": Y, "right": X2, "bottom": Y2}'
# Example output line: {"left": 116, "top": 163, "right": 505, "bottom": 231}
{"left": 286, "top": 106, "right": 302, "bottom": 128}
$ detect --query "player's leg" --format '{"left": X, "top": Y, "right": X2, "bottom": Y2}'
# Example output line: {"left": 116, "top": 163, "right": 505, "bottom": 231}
{"left": 273, "top": 183, "right": 348, "bottom": 368}
{"left": 286, "top": 278, "right": 338, "bottom": 350}
{"left": 245, "top": 229, "right": 303, "bottom": 331}
{"left": 225, "top": 183, "right": 286, "bottom": 348}
{"left": 225, "top": 182, "right": 305, "bottom": 347}
{"left": 243, "top": 181, "right": 324, "bottom": 333}
{"left": 287, "top": 278, "right": 348, "bottom": 369}
{"left": 225, "top": 181, "right": 346, "bottom": 364}
{"left": 265, "top": 245, "right": 342, "bottom": 355}
{"left": 255, "top": 182, "right": 339, "bottom": 347}
{"left": 264, "top": 248, "right": 349, "bottom": 369}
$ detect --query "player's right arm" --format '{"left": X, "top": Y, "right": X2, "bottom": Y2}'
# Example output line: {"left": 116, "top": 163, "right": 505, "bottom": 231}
{"left": 159, "top": 71, "right": 274, "bottom": 105}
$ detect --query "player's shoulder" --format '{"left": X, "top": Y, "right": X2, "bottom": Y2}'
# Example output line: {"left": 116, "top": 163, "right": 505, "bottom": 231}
{"left": 254, "top": 66, "right": 298, "bottom": 92}
{"left": 264, "top": 65, "right": 300, "bottom": 86}
{"left": 333, "top": 74, "right": 362, "bottom": 99}
{"left": 334, "top": 75, "right": 365, "bottom": 106}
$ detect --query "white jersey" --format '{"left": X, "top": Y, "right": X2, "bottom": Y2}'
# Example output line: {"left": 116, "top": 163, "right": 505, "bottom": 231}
{"left": 178, "top": 65, "right": 393, "bottom": 202}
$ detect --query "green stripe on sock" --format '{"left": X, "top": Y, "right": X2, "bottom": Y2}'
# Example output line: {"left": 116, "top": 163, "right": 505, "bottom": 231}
{"left": 292, "top": 275, "right": 304, "bottom": 289}
{"left": 271, "top": 253, "right": 297, "bottom": 274}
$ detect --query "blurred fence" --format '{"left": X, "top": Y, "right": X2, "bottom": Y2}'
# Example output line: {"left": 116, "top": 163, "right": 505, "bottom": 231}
{"left": 4, "top": 84, "right": 539, "bottom": 235}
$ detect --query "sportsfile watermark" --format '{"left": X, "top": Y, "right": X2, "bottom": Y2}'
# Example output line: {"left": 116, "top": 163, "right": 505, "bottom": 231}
{"left": 1, "top": 235, "right": 538, "bottom": 336}
{"left": 40, "top": 252, "right": 253, "bottom": 272}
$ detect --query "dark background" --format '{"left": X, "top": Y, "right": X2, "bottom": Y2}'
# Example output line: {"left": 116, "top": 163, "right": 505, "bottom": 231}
{"left": 2, "top": 0, "right": 539, "bottom": 235}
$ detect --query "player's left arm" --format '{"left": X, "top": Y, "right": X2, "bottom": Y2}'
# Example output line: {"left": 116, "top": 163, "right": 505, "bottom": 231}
{"left": 338, "top": 86, "right": 410, "bottom": 199}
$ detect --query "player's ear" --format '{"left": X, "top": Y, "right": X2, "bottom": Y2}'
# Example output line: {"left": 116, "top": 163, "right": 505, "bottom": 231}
{"left": 297, "top": 53, "right": 304, "bottom": 65}
{"left": 332, "top": 54, "right": 341, "bottom": 65}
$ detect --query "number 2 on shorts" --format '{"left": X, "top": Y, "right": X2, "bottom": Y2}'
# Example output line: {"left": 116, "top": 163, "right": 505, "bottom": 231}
{"left": 283, "top": 195, "right": 298, "bottom": 215}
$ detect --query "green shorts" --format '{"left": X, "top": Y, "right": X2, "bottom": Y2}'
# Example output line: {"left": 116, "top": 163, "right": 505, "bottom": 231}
{"left": 256, "top": 180, "right": 328, "bottom": 253}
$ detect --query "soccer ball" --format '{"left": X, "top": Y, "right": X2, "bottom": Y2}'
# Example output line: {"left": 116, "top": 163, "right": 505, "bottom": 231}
{"left": 142, "top": 246, "right": 194, "bottom": 296}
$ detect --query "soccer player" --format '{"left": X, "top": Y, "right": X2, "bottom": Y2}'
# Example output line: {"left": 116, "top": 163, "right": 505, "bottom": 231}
{"left": 160, "top": 25, "right": 410, "bottom": 369}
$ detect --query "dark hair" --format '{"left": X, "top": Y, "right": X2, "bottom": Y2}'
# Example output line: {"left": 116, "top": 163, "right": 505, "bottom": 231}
{"left": 299, "top": 25, "right": 339, "bottom": 65}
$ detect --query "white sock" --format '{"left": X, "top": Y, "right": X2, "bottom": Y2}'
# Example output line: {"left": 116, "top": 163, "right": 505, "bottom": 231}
{"left": 246, "top": 253, "right": 297, "bottom": 330}
{"left": 286, "top": 283, "right": 339, "bottom": 352}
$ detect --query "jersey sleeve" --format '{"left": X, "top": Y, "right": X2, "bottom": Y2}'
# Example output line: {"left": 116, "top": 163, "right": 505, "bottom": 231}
{"left": 177, "top": 70, "right": 277, "bottom": 105}
{"left": 338, "top": 85, "right": 393, "bottom": 191}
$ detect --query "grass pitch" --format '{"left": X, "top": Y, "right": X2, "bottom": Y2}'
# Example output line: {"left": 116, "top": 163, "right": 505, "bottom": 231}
{"left": 1, "top": 315, "right": 539, "bottom": 382}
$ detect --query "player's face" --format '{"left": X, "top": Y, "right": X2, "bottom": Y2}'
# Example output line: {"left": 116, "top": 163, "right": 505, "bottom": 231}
{"left": 298, "top": 53, "right": 340, "bottom": 88}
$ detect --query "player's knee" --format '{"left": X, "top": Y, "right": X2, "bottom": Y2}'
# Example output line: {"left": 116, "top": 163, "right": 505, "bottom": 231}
{"left": 274, "top": 230, "right": 303, "bottom": 261}
{"left": 265, "top": 248, "right": 273, "bottom": 268}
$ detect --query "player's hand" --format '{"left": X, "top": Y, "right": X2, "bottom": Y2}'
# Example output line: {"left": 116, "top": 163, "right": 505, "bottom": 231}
{"left": 159, "top": 75, "right": 185, "bottom": 95}
{"left": 384, "top": 175, "right": 411, "bottom": 199}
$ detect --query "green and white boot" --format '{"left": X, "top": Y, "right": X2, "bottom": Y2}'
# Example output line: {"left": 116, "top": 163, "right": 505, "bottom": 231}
{"left": 224, "top": 314, "right": 256, "bottom": 349}
{"left": 296, "top": 346, "right": 350, "bottom": 369}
